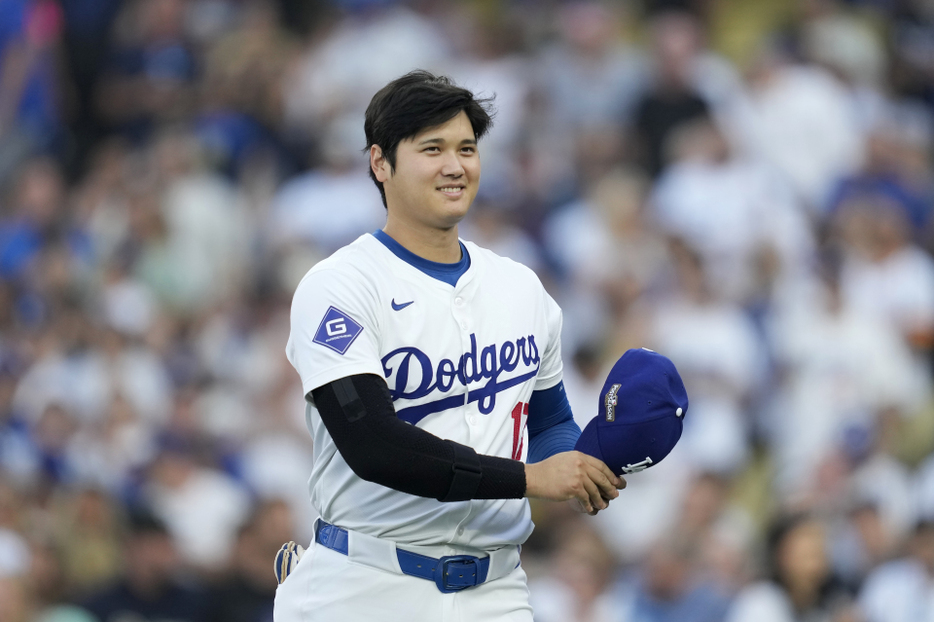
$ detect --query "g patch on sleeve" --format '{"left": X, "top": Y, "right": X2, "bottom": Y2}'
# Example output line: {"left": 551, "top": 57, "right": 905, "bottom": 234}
{"left": 313, "top": 307, "right": 364, "bottom": 355}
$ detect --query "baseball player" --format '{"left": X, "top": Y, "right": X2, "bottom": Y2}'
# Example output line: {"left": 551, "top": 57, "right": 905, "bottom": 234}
{"left": 274, "top": 70, "right": 624, "bottom": 622}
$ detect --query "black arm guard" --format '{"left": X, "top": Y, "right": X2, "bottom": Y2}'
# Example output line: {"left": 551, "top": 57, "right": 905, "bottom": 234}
{"left": 311, "top": 374, "right": 526, "bottom": 502}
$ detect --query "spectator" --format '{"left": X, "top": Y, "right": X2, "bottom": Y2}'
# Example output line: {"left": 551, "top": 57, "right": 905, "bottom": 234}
{"left": 726, "top": 512, "right": 857, "bottom": 622}
{"left": 282, "top": 2, "right": 450, "bottom": 139}
{"left": 205, "top": 499, "right": 296, "bottom": 622}
{"left": 268, "top": 116, "right": 384, "bottom": 256}
{"left": 0, "top": 0, "right": 65, "bottom": 183}
{"left": 93, "top": 0, "right": 198, "bottom": 139}
{"left": 735, "top": 40, "right": 865, "bottom": 211}
{"left": 82, "top": 508, "right": 208, "bottom": 622}
{"left": 52, "top": 487, "right": 123, "bottom": 596}
{"left": 630, "top": 10, "right": 736, "bottom": 178}
{"left": 829, "top": 503, "right": 900, "bottom": 593}
{"left": 614, "top": 532, "right": 732, "bottom": 622}
{"left": 543, "top": 168, "right": 668, "bottom": 351}
{"left": 650, "top": 114, "right": 814, "bottom": 303}
{"left": 858, "top": 520, "right": 934, "bottom": 622}
{"left": 765, "top": 247, "right": 920, "bottom": 497}
{"left": 141, "top": 435, "right": 252, "bottom": 573}
{"left": 528, "top": 518, "right": 619, "bottom": 622}
{"left": 833, "top": 180, "right": 934, "bottom": 361}
{"left": 527, "top": 2, "right": 645, "bottom": 201}
{"left": 642, "top": 239, "right": 764, "bottom": 475}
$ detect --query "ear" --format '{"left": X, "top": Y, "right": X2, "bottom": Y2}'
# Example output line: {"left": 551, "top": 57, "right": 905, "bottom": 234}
{"left": 370, "top": 145, "right": 391, "bottom": 183}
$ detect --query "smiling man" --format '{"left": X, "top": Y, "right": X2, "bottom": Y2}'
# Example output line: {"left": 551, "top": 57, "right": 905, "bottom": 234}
{"left": 275, "top": 70, "right": 624, "bottom": 622}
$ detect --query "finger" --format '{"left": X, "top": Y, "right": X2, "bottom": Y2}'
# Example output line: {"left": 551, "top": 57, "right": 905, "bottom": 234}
{"left": 572, "top": 479, "right": 595, "bottom": 513}
{"left": 588, "top": 467, "right": 620, "bottom": 501}
{"left": 582, "top": 477, "right": 607, "bottom": 511}
{"left": 581, "top": 460, "right": 620, "bottom": 500}
{"left": 572, "top": 498, "right": 598, "bottom": 516}
{"left": 581, "top": 454, "right": 625, "bottom": 489}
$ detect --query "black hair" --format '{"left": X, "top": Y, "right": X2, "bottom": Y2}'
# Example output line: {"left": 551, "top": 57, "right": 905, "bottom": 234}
{"left": 126, "top": 506, "right": 170, "bottom": 536}
{"left": 364, "top": 70, "right": 494, "bottom": 208}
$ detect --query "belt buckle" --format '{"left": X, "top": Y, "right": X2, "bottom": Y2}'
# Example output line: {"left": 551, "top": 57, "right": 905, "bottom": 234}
{"left": 434, "top": 555, "right": 480, "bottom": 593}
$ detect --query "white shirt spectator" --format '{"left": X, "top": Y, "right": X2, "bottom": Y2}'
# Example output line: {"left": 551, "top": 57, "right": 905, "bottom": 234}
{"left": 651, "top": 156, "right": 814, "bottom": 302}
{"left": 101, "top": 276, "right": 157, "bottom": 337}
{"left": 528, "top": 575, "right": 616, "bottom": 622}
{"left": 13, "top": 344, "right": 172, "bottom": 428}
{"left": 852, "top": 454, "right": 919, "bottom": 545}
{"left": 737, "top": 63, "right": 865, "bottom": 210}
{"left": 0, "top": 528, "right": 30, "bottom": 577}
{"left": 726, "top": 582, "right": 797, "bottom": 622}
{"left": 447, "top": 54, "right": 531, "bottom": 202}
{"left": 649, "top": 296, "right": 764, "bottom": 473}
{"left": 157, "top": 172, "right": 251, "bottom": 310}
{"left": 239, "top": 431, "right": 318, "bottom": 544}
{"left": 283, "top": 6, "right": 451, "bottom": 131}
{"left": 269, "top": 168, "right": 385, "bottom": 255}
{"left": 859, "top": 559, "right": 934, "bottom": 622}
{"left": 840, "top": 245, "right": 934, "bottom": 343}
{"left": 767, "top": 281, "right": 920, "bottom": 494}
{"left": 146, "top": 459, "right": 252, "bottom": 571}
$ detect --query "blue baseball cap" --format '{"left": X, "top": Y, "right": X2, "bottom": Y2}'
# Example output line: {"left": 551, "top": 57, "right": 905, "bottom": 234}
{"left": 575, "top": 348, "right": 688, "bottom": 475}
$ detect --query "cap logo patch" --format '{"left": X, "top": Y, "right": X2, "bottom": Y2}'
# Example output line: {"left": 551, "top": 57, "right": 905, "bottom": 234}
{"left": 604, "top": 383, "right": 622, "bottom": 421}
{"left": 622, "top": 457, "right": 653, "bottom": 474}
{"left": 313, "top": 307, "right": 363, "bottom": 355}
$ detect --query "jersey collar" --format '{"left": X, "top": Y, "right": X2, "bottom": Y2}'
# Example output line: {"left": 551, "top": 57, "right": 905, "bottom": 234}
{"left": 371, "top": 230, "right": 471, "bottom": 287}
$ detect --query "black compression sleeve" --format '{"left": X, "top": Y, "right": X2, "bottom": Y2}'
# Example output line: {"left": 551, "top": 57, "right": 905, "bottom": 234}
{"left": 311, "top": 374, "right": 527, "bottom": 501}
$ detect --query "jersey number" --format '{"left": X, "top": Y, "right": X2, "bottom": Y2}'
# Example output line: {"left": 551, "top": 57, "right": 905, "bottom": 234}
{"left": 511, "top": 402, "right": 528, "bottom": 461}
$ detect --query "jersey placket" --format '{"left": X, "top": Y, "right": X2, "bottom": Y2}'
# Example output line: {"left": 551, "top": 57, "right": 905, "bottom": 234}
{"left": 451, "top": 277, "right": 479, "bottom": 544}
{"left": 450, "top": 265, "right": 481, "bottom": 433}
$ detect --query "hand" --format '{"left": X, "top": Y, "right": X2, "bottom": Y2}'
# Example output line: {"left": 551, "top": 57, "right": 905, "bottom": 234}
{"left": 524, "top": 451, "right": 626, "bottom": 515}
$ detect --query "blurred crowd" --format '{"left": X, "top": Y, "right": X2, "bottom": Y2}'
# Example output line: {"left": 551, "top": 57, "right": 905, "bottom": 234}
{"left": 1, "top": 0, "right": 933, "bottom": 620}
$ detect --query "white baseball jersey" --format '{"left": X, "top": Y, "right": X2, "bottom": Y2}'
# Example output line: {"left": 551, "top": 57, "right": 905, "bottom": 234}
{"left": 286, "top": 232, "right": 564, "bottom": 552}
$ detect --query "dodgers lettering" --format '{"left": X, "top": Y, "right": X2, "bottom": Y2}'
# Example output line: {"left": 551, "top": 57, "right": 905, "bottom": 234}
{"left": 382, "top": 333, "right": 540, "bottom": 416}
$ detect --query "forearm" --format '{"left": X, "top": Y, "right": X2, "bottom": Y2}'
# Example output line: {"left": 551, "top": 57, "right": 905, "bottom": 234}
{"left": 312, "top": 374, "right": 526, "bottom": 502}
{"left": 527, "top": 382, "right": 581, "bottom": 462}
{"left": 528, "top": 418, "right": 581, "bottom": 463}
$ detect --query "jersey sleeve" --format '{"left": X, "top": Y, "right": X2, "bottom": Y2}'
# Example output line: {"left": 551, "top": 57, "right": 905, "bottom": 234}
{"left": 286, "top": 267, "right": 385, "bottom": 396}
{"left": 534, "top": 287, "right": 564, "bottom": 391}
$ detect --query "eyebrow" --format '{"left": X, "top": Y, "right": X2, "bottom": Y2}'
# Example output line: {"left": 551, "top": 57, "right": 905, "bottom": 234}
{"left": 417, "top": 137, "right": 478, "bottom": 147}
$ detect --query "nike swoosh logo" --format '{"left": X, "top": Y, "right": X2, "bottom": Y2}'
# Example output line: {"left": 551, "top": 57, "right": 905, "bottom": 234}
{"left": 391, "top": 299, "right": 414, "bottom": 311}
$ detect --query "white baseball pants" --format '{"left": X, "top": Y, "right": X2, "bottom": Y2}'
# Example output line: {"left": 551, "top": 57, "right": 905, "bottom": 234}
{"left": 273, "top": 540, "right": 533, "bottom": 622}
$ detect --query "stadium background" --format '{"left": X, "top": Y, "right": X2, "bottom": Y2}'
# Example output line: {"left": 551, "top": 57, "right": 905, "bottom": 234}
{"left": 1, "top": 0, "right": 933, "bottom": 620}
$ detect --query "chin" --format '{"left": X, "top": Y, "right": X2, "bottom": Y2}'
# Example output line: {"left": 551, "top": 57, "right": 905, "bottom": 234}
{"left": 435, "top": 200, "right": 471, "bottom": 221}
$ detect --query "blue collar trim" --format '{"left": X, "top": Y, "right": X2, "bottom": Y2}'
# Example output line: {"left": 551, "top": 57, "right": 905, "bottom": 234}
{"left": 372, "top": 230, "right": 470, "bottom": 287}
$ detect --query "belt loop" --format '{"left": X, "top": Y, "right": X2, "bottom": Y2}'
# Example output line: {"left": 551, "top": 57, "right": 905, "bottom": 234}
{"left": 315, "top": 519, "right": 349, "bottom": 555}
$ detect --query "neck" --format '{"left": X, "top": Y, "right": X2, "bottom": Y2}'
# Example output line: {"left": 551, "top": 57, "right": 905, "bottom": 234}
{"left": 382, "top": 218, "right": 462, "bottom": 263}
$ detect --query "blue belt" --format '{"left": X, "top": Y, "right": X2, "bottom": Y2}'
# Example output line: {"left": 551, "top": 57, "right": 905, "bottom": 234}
{"left": 314, "top": 519, "right": 490, "bottom": 594}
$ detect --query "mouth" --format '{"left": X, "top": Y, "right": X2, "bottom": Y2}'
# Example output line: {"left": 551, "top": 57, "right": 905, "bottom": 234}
{"left": 437, "top": 185, "right": 466, "bottom": 197}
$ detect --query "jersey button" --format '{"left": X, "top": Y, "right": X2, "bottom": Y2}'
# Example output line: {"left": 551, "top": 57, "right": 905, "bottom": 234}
{"left": 460, "top": 321, "right": 468, "bottom": 330}
{"left": 468, "top": 416, "right": 477, "bottom": 426}
{"left": 454, "top": 297, "right": 464, "bottom": 306}
{"left": 457, "top": 527, "right": 465, "bottom": 536}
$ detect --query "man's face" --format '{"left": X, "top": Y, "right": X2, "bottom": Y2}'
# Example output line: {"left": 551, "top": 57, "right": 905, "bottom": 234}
{"left": 374, "top": 111, "right": 480, "bottom": 232}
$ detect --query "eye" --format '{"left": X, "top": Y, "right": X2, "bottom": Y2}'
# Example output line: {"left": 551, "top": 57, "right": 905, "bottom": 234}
{"left": 423, "top": 146, "right": 441, "bottom": 153}
{"left": 461, "top": 146, "right": 476, "bottom": 155}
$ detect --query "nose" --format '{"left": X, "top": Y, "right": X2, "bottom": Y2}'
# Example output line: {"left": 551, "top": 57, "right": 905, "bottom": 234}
{"left": 440, "top": 151, "right": 465, "bottom": 177}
